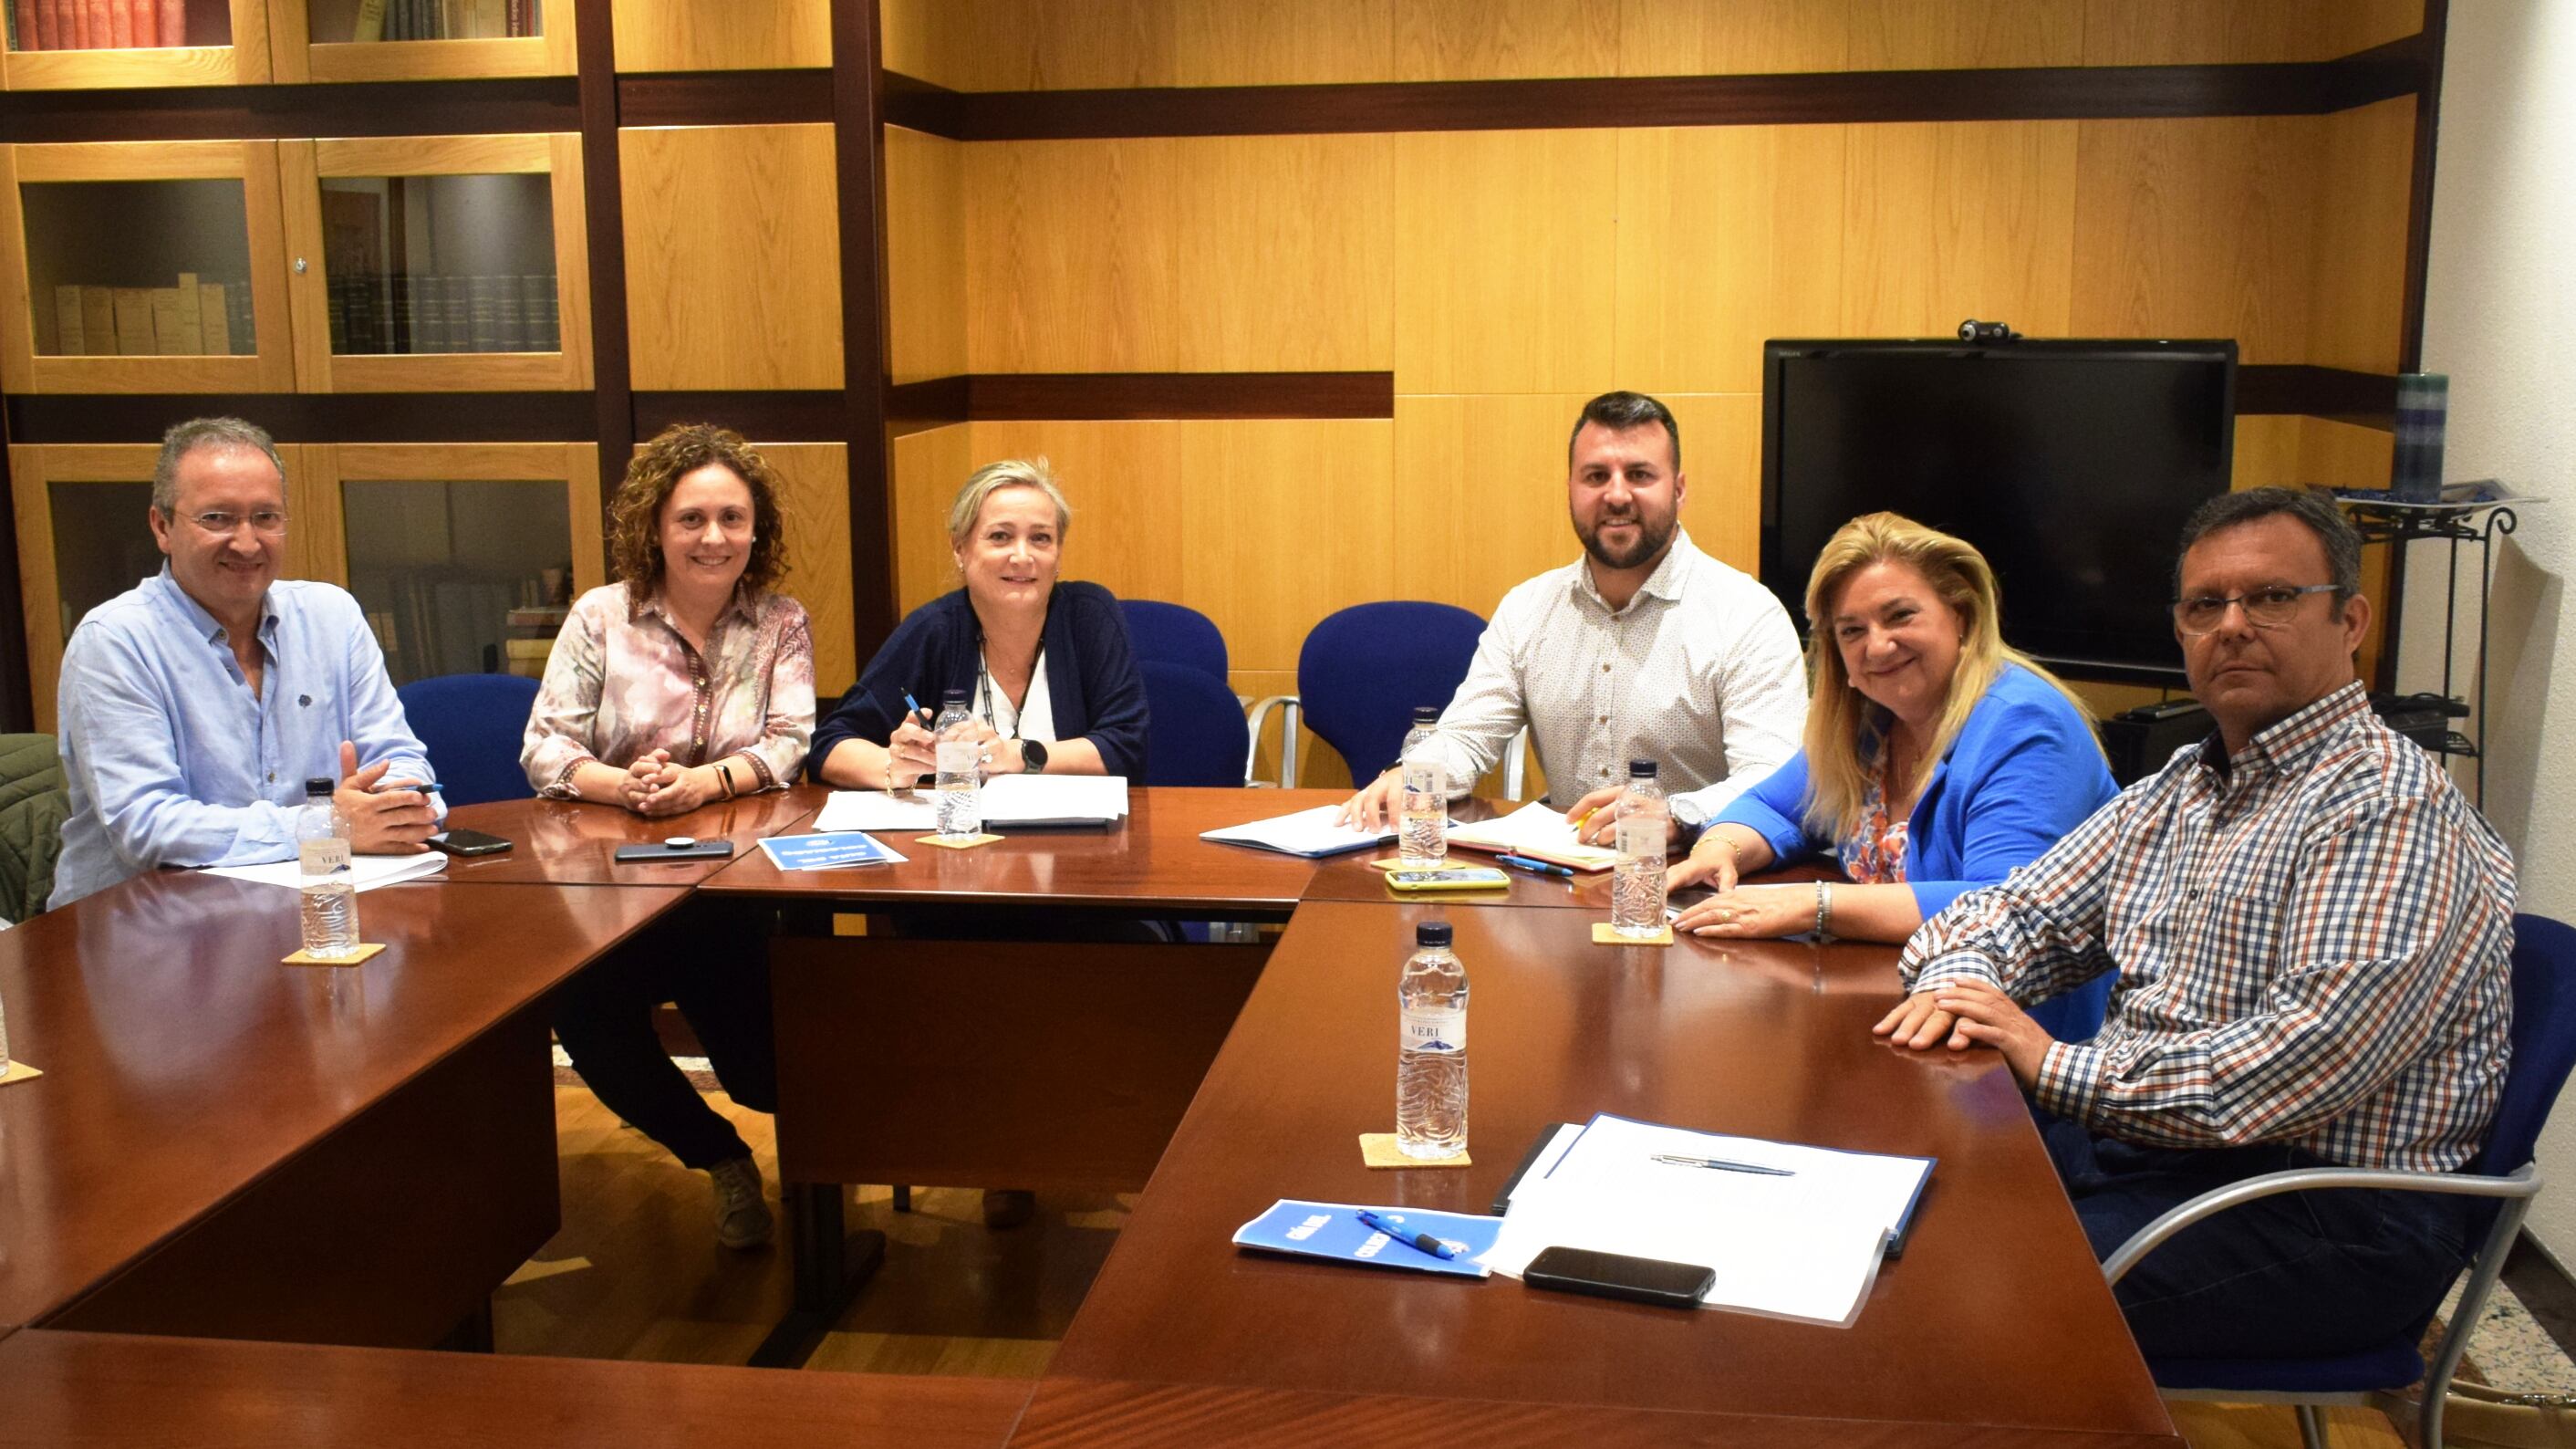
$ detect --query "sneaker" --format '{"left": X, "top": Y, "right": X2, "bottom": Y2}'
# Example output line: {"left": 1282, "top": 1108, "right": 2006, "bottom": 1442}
{"left": 708, "top": 1156, "right": 774, "bottom": 1249}
{"left": 982, "top": 1188, "right": 1037, "bottom": 1230}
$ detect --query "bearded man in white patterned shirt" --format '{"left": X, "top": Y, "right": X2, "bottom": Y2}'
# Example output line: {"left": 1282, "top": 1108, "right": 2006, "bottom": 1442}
{"left": 1341, "top": 391, "right": 1807, "bottom": 839}
{"left": 1880, "top": 486, "right": 2514, "bottom": 1359}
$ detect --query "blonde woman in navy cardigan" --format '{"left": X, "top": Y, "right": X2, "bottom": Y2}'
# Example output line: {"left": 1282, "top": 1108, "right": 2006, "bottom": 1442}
{"left": 1669, "top": 514, "right": 2116, "bottom": 1037}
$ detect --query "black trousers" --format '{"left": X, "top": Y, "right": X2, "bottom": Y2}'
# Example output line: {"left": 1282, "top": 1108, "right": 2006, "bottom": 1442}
{"left": 2037, "top": 1108, "right": 2472, "bottom": 1360}
{"left": 552, "top": 897, "right": 777, "bottom": 1171}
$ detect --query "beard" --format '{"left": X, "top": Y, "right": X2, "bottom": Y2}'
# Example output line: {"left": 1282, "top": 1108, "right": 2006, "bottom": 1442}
{"left": 1575, "top": 506, "right": 1677, "bottom": 572}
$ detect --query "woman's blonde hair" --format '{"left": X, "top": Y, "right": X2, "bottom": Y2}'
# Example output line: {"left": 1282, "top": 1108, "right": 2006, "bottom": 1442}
{"left": 1799, "top": 511, "right": 2098, "bottom": 839}
{"left": 948, "top": 457, "right": 1072, "bottom": 547}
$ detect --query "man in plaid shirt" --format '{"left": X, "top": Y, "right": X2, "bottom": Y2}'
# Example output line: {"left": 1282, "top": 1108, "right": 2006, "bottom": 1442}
{"left": 1877, "top": 487, "right": 2515, "bottom": 1359}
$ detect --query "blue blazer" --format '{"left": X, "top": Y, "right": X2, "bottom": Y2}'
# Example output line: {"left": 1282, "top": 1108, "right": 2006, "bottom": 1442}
{"left": 1716, "top": 662, "right": 2117, "bottom": 921}
{"left": 810, "top": 580, "right": 1149, "bottom": 779}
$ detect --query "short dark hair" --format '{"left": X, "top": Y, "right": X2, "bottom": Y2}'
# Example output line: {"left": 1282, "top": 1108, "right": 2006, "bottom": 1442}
{"left": 2173, "top": 486, "right": 2363, "bottom": 606}
{"left": 1567, "top": 391, "right": 1680, "bottom": 474}
{"left": 153, "top": 416, "right": 286, "bottom": 513}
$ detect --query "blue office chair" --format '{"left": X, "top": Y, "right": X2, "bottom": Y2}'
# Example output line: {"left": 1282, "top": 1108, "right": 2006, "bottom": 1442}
{"left": 2030, "top": 973, "right": 2114, "bottom": 1044}
{"left": 397, "top": 672, "right": 542, "bottom": 808}
{"left": 1121, "top": 599, "right": 1230, "bottom": 680}
{"left": 1289, "top": 601, "right": 1487, "bottom": 788}
{"left": 1137, "top": 660, "right": 1252, "bottom": 787}
{"left": 2108, "top": 912, "right": 2576, "bottom": 1449}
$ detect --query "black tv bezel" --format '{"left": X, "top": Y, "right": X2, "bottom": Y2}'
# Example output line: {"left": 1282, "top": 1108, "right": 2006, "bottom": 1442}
{"left": 1759, "top": 337, "right": 2238, "bottom": 688}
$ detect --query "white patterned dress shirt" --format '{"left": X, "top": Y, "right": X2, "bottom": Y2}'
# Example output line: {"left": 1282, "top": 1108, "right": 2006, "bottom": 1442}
{"left": 1418, "top": 529, "right": 1807, "bottom": 817}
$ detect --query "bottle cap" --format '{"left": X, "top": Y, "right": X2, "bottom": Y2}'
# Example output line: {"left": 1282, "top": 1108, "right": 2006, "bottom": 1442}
{"left": 304, "top": 776, "right": 335, "bottom": 797}
{"left": 1412, "top": 705, "right": 1439, "bottom": 724}
{"left": 1415, "top": 921, "right": 1454, "bottom": 948}
{"left": 941, "top": 687, "right": 970, "bottom": 704}
{"left": 1628, "top": 758, "right": 1657, "bottom": 779}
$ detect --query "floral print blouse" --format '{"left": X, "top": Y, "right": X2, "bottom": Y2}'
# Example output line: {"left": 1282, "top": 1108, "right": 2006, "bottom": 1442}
{"left": 521, "top": 581, "right": 815, "bottom": 797}
{"left": 1836, "top": 763, "right": 1913, "bottom": 885}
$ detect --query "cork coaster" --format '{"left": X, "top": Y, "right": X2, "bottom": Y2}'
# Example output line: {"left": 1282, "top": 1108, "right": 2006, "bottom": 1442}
{"left": 282, "top": 942, "right": 388, "bottom": 967}
{"left": 913, "top": 833, "right": 1003, "bottom": 850}
{"left": 0, "top": 1059, "right": 43, "bottom": 1088}
{"left": 1593, "top": 923, "right": 1674, "bottom": 947}
{"left": 1359, "top": 1133, "right": 1471, "bottom": 1169}
{"left": 1363, "top": 856, "right": 1407, "bottom": 870}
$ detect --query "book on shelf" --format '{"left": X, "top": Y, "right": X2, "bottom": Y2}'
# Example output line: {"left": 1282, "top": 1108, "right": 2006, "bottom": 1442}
{"left": 171, "top": 271, "right": 202, "bottom": 350}
{"left": 111, "top": 287, "right": 152, "bottom": 355}
{"left": 467, "top": 273, "right": 500, "bottom": 352}
{"left": 77, "top": 0, "right": 100, "bottom": 49}
{"left": 390, "top": 274, "right": 416, "bottom": 353}
{"left": 225, "top": 282, "right": 251, "bottom": 352}
{"left": 78, "top": 287, "right": 114, "bottom": 355}
{"left": 496, "top": 283, "right": 525, "bottom": 351}
{"left": 51, "top": 285, "right": 82, "bottom": 355}
{"left": 158, "top": 0, "right": 178, "bottom": 46}
{"left": 198, "top": 281, "right": 231, "bottom": 355}
{"left": 523, "top": 274, "right": 556, "bottom": 351}
{"left": 130, "top": 0, "right": 152, "bottom": 47}
{"left": 31, "top": 0, "right": 55, "bottom": 53}
{"left": 352, "top": 0, "right": 384, "bottom": 42}
{"left": 103, "top": 0, "right": 124, "bottom": 47}
{"left": 147, "top": 287, "right": 184, "bottom": 354}
{"left": 442, "top": 276, "right": 468, "bottom": 352}
{"left": 11, "top": 0, "right": 32, "bottom": 53}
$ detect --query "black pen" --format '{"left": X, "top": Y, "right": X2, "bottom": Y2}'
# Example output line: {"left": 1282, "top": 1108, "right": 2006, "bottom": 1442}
{"left": 1356, "top": 1209, "right": 1461, "bottom": 1260}
{"left": 1495, "top": 853, "right": 1574, "bottom": 879}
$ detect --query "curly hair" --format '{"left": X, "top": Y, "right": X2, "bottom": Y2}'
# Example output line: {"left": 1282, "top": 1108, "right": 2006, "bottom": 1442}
{"left": 608, "top": 423, "right": 791, "bottom": 611}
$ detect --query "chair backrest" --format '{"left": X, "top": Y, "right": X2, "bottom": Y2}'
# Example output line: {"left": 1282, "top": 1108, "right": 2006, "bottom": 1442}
{"left": 2473, "top": 913, "right": 2576, "bottom": 1177}
{"left": 1136, "top": 660, "right": 1250, "bottom": 787}
{"left": 396, "top": 672, "right": 544, "bottom": 808}
{"left": 1296, "top": 601, "right": 1487, "bottom": 787}
{"left": 1121, "top": 599, "right": 1230, "bottom": 681}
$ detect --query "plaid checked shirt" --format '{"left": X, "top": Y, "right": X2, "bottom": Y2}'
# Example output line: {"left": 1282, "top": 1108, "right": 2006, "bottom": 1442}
{"left": 1901, "top": 682, "right": 2515, "bottom": 1173}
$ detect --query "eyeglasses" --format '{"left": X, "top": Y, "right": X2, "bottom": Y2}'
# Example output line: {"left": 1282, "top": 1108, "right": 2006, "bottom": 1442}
{"left": 182, "top": 509, "right": 289, "bottom": 537}
{"left": 2171, "top": 584, "right": 2340, "bottom": 636}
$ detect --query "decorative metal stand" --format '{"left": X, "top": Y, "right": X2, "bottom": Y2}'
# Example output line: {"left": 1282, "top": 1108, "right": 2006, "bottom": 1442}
{"left": 2332, "top": 494, "right": 2522, "bottom": 808}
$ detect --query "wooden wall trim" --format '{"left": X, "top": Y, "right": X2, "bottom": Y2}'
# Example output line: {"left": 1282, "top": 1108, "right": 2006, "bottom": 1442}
{"left": 5, "top": 394, "right": 597, "bottom": 444}
{"left": 971, "top": 372, "right": 1394, "bottom": 422}
{"left": 574, "top": 0, "right": 632, "bottom": 533}
{"left": 0, "top": 79, "right": 579, "bottom": 144}
{"left": 635, "top": 391, "right": 848, "bottom": 442}
{"left": 886, "top": 377, "right": 968, "bottom": 437}
{"left": 617, "top": 70, "right": 834, "bottom": 129}
{"left": 2233, "top": 365, "right": 2397, "bottom": 429}
{"left": 834, "top": 0, "right": 898, "bottom": 659}
{"left": 886, "top": 54, "right": 2429, "bottom": 144}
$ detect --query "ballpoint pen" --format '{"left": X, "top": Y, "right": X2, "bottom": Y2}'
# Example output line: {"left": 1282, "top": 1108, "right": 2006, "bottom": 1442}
{"left": 1494, "top": 853, "right": 1575, "bottom": 879}
{"left": 899, "top": 689, "right": 935, "bottom": 729}
{"left": 1356, "top": 1209, "right": 1462, "bottom": 1260}
{"left": 1651, "top": 1153, "right": 1796, "bottom": 1177}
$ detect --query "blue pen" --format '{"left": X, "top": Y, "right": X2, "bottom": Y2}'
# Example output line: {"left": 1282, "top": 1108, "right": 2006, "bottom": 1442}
{"left": 1356, "top": 1209, "right": 1461, "bottom": 1260}
{"left": 899, "top": 689, "right": 934, "bottom": 728}
{"left": 1494, "top": 853, "right": 1574, "bottom": 879}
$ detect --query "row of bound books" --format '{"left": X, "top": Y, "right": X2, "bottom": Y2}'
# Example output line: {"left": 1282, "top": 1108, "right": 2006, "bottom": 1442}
{"left": 353, "top": 0, "right": 538, "bottom": 42}
{"left": 327, "top": 273, "right": 560, "bottom": 356}
{"left": 49, "top": 276, "right": 250, "bottom": 357}
{"left": 8, "top": 0, "right": 191, "bottom": 51}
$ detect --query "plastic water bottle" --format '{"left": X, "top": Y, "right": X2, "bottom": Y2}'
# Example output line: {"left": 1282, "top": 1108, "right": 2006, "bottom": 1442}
{"left": 1611, "top": 758, "right": 1667, "bottom": 938}
{"left": 1397, "top": 919, "right": 1469, "bottom": 1160}
{"left": 933, "top": 687, "right": 982, "bottom": 839}
{"left": 1397, "top": 705, "right": 1447, "bottom": 866}
{"left": 296, "top": 776, "right": 361, "bottom": 959}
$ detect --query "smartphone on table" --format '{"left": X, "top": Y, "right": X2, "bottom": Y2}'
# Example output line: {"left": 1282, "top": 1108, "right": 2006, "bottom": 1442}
{"left": 429, "top": 828, "right": 513, "bottom": 857}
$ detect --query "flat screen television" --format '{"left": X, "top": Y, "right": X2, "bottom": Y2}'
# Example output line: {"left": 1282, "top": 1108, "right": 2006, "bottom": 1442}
{"left": 1761, "top": 338, "right": 2236, "bottom": 684}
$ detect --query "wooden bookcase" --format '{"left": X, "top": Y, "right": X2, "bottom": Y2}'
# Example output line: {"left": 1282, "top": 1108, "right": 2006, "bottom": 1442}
{"left": 0, "top": 0, "right": 274, "bottom": 89}
{"left": 271, "top": 0, "right": 574, "bottom": 83}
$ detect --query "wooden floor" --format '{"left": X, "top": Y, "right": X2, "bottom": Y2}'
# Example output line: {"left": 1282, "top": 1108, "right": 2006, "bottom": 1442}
{"left": 498, "top": 1083, "right": 2415, "bottom": 1448}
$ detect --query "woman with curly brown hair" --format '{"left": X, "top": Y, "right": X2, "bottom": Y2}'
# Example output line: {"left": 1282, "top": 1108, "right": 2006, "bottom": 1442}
{"left": 520, "top": 422, "right": 815, "bottom": 1250}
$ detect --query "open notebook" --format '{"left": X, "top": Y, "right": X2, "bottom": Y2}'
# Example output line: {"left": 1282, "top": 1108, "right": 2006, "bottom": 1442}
{"left": 1446, "top": 801, "right": 1624, "bottom": 872}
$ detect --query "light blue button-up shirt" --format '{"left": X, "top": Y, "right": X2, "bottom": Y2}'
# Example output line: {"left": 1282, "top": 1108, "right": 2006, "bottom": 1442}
{"left": 50, "top": 568, "right": 442, "bottom": 908}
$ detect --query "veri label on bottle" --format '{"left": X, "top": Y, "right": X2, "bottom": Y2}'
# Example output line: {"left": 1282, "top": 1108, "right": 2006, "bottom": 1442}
{"left": 1401, "top": 1006, "right": 1465, "bottom": 1053}
{"left": 299, "top": 839, "right": 351, "bottom": 874}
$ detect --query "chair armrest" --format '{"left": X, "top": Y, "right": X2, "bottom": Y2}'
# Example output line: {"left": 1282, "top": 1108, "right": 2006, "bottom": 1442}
{"left": 1243, "top": 695, "right": 1302, "bottom": 789}
{"left": 2102, "top": 1162, "right": 2539, "bottom": 1286}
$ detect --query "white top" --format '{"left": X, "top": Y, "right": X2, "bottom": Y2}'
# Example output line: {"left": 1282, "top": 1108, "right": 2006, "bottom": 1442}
{"left": 977, "top": 646, "right": 1057, "bottom": 744}
{"left": 1418, "top": 529, "right": 1808, "bottom": 823}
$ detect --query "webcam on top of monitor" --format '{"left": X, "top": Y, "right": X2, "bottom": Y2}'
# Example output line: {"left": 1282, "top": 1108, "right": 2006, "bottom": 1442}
{"left": 1957, "top": 318, "right": 2021, "bottom": 344}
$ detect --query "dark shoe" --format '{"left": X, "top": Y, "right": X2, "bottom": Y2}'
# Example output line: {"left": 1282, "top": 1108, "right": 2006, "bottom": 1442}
{"left": 708, "top": 1156, "right": 774, "bottom": 1249}
{"left": 982, "top": 1188, "right": 1036, "bottom": 1230}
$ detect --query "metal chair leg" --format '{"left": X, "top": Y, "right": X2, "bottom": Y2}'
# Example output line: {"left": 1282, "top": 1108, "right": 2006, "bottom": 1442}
{"left": 2294, "top": 1402, "right": 2329, "bottom": 1449}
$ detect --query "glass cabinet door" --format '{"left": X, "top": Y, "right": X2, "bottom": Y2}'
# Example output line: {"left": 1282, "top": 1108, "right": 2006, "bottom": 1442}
{"left": 296, "top": 443, "right": 604, "bottom": 684}
{"left": 1, "top": 0, "right": 266, "bottom": 89}
{"left": 284, "top": 136, "right": 591, "bottom": 392}
{"left": 0, "top": 141, "right": 294, "bottom": 394}
{"left": 277, "top": 0, "right": 573, "bottom": 84}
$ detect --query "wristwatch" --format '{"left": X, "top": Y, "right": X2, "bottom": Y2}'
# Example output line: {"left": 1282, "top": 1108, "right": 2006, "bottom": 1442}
{"left": 1669, "top": 792, "right": 1709, "bottom": 844}
{"left": 1019, "top": 738, "right": 1049, "bottom": 774}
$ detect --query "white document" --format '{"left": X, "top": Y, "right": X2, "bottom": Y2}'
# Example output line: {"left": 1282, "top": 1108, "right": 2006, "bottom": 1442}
{"left": 814, "top": 775, "right": 1131, "bottom": 833}
{"left": 1446, "top": 801, "right": 1624, "bottom": 872}
{"left": 1481, "top": 1114, "right": 1932, "bottom": 1328}
{"left": 203, "top": 851, "right": 450, "bottom": 892}
{"left": 1199, "top": 805, "right": 1393, "bottom": 859}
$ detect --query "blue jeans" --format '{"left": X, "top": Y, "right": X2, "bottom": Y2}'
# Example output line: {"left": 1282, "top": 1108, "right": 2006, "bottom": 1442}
{"left": 2036, "top": 1110, "right": 2472, "bottom": 1359}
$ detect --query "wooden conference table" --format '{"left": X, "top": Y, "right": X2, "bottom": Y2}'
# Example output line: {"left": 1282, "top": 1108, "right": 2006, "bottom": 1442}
{"left": 0, "top": 785, "right": 2181, "bottom": 1447}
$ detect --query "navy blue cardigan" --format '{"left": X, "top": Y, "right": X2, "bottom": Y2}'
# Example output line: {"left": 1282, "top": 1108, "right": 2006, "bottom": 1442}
{"left": 810, "top": 581, "right": 1149, "bottom": 779}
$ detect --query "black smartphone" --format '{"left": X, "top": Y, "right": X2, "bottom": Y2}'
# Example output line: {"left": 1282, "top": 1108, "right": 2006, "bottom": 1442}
{"left": 1523, "top": 1246, "right": 1715, "bottom": 1308}
{"left": 613, "top": 839, "right": 735, "bottom": 863}
{"left": 429, "top": 828, "right": 513, "bottom": 857}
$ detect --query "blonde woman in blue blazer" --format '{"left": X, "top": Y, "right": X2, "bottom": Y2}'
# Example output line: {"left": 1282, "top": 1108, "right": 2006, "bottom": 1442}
{"left": 1669, "top": 513, "right": 2116, "bottom": 1037}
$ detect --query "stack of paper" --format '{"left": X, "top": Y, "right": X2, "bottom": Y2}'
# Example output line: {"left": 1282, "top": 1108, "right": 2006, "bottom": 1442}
{"left": 1447, "top": 802, "right": 1624, "bottom": 872}
{"left": 756, "top": 833, "right": 908, "bottom": 870}
{"left": 813, "top": 776, "right": 1131, "bottom": 832}
{"left": 1481, "top": 1114, "right": 1933, "bottom": 1327}
{"left": 1200, "top": 805, "right": 1395, "bottom": 859}
{"left": 204, "top": 852, "right": 449, "bottom": 891}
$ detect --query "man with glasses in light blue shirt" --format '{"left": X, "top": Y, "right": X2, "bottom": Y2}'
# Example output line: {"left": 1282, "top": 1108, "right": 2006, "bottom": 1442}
{"left": 50, "top": 416, "right": 443, "bottom": 909}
